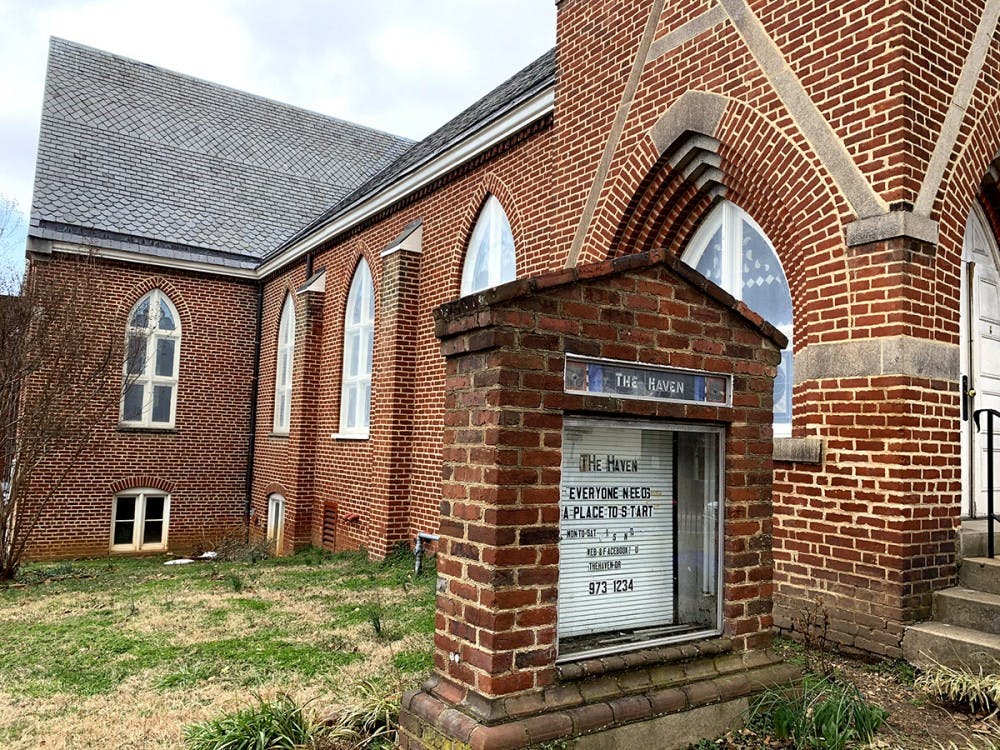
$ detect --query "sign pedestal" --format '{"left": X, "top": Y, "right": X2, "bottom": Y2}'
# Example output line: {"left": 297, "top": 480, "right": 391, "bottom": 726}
{"left": 400, "top": 251, "right": 795, "bottom": 749}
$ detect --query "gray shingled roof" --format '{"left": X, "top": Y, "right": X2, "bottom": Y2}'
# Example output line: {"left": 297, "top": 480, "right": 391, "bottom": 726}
{"left": 30, "top": 38, "right": 413, "bottom": 266}
{"left": 270, "top": 48, "right": 557, "bottom": 258}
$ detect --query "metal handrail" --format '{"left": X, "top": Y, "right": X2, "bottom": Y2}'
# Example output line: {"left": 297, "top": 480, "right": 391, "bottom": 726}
{"left": 972, "top": 408, "right": 1000, "bottom": 558}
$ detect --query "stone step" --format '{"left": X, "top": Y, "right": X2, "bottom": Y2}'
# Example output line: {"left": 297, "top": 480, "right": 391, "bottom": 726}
{"left": 933, "top": 587, "right": 1000, "bottom": 634}
{"left": 959, "top": 519, "right": 1000, "bottom": 559}
{"left": 902, "top": 621, "right": 1000, "bottom": 674}
{"left": 960, "top": 556, "right": 1000, "bottom": 596}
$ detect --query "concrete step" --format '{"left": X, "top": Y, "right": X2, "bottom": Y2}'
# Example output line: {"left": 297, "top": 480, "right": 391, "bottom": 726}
{"left": 933, "top": 587, "right": 1000, "bottom": 634}
{"left": 960, "top": 556, "right": 1000, "bottom": 595}
{"left": 902, "top": 621, "right": 1000, "bottom": 674}
{"left": 959, "top": 519, "right": 1000, "bottom": 559}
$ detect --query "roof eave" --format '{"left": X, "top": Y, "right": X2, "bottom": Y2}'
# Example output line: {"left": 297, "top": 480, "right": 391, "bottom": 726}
{"left": 34, "top": 238, "right": 259, "bottom": 279}
{"left": 255, "top": 84, "right": 555, "bottom": 279}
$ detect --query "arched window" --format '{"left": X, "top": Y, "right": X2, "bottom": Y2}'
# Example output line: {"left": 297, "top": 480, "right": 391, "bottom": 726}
{"left": 461, "top": 194, "right": 516, "bottom": 295}
{"left": 121, "top": 289, "right": 181, "bottom": 428}
{"left": 682, "top": 202, "right": 794, "bottom": 437}
{"left": 273, "top": 295, "right": 295, "bottom": 434}
{"left": 339, "top": 259, "right": 375, "bottom": 436}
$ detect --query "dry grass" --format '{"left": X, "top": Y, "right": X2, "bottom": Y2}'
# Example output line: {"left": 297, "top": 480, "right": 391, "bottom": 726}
{"left": 0, "top": 549, "right": 435, "bottom": 749}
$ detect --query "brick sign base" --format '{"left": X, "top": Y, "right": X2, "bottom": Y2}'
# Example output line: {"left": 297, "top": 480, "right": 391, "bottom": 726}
{"left": 400, "top": 251, "right": 793, "bottom": 749}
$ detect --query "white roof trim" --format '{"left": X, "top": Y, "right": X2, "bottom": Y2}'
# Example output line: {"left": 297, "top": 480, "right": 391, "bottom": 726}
{"left": 257, "top": 86, "right": 555, "bottom": 277}
{"left": 381, "top": 222, "right": 423, "bottom": 258}
{"left": 46, "top": 241, "right": 258, "bottom": 279}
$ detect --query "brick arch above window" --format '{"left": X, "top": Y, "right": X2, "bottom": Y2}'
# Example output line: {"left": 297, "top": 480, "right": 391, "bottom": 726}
{"left": 331, "top": 242, "right": 378, "bottom": 310}
{"left": 262, "top": 482, "right": 290, "bottom": 498}
{"left": 109, "top": 476, "right": 176, "bottom": 495}
{"left": 116, "top": 277, "right": 190, "bottom": 329}
{"left": 603, "top": 91, "right": 846, "bottom": 354}
{"left": 450, "top": 174, "right": 523, "bottom": 297}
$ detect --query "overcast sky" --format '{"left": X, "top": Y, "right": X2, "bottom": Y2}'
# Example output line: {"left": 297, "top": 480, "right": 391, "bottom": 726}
{"left": 0, "top": 0, "right": 556, "bottom": 264}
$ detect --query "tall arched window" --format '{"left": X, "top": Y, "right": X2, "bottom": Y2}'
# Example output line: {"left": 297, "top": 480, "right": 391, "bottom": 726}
{"left": 121, "top": 289, "right": 181, "bottom": 428}
{"left": 461, "top": 194, "right": 516, "bottom": 295}
{"left": 339, "top": 258, "right": 375, "bottom": 436}
{"left": 273, "top": 294, "right": 295, "bottom": 434}
{"left": 682, "top": 202, "right": 794, "bottom": 437}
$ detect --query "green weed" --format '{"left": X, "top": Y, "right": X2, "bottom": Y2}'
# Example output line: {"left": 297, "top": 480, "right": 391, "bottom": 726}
{"left": 750, "top": 673, "right": 888, "bottom": 750}
{"left": 183, "top": 693, "right": 326, "bottom": 750}
{"left": 328, "top": 674, "right": 405, "bottom": 750}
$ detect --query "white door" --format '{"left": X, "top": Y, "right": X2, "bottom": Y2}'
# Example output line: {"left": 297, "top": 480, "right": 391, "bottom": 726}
{"left": 961, "top": 206, "right": 1000, "bottom": 518}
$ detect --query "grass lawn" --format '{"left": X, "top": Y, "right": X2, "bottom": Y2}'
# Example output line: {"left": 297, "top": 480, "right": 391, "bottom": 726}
{"left": 0, "top": 548, "right": 436, "bottom": 749}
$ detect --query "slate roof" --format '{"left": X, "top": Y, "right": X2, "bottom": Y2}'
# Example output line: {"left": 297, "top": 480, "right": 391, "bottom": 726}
{"left": 29, "top": 38, "right": 413, "bottom": 268}
{"left": 269, "top": 48, "right": 557, "bottom": 258}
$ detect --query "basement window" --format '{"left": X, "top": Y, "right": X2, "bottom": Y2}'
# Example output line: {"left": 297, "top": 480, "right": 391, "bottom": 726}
{"left": 111, "top": 490, "right": 170, "bottom": 552}
{"left": 557, "top": 417, "right": 723, "bottom": 661}
{"left": 267, "top": 493, "right": 286, "bottom": 551}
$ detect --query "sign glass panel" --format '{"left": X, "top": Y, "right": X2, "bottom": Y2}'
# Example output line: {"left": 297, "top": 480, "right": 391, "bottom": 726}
{"left": 558, "top": 418, "right": 722, "bottom": 660}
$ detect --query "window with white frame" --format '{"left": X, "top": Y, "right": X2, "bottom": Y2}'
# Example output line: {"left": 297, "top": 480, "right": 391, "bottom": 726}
{"left": 267, "top": 493, "right": 286, "bottom": 550}
{"left": 339, "top": 259, "right": 375, "bottom": 436}
{"left": 460, "top": 194, "right": 516, "bottom": 295}
{"left": 681, "top": 201, "right": 794, "bottom": 437}
{"left": 120, "top": 290, "right": 181, "bottom": 428}
{"left": 273, "top": 295, "right": 295, "bottom": 433}
{"left": 111, "top": 490, "right": 169, "bottom": 551}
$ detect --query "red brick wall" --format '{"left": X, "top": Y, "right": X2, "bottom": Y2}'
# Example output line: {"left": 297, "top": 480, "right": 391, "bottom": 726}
{"left": 22, "top": 253, "right": 257, "bottom": 559}
{"left": 431, "top": 250, "right": 781, "bottom": 698}
{"left": 28, "top": 0, "right": 1000, "bottom": 663}
{"left": 543, "top": 0, "right": 996, "bottom": 657}
{"left": 252, "top": 125, "right": 560, "bottom": 558}
{"left": 245, "top": 0, "right": 997, "bottom": 658}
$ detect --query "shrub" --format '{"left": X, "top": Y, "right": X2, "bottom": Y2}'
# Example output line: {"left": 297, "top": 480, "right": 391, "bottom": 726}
{"left": 750, "top": 673, "right": 888, "bottom": 750}
{"left": 183, "top": 693, "right": 326, "bottom": 750}
{"left": 916, "top": 662, "right": 1000, "bottom": 715}
{"left": 327, "top": 675, "right": 404, "bottom": 750}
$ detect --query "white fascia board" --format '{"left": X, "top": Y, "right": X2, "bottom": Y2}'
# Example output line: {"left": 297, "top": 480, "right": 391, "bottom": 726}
{"left": 49, "top": 241, "right": 259, "bottom": 279}
{"left": 256, "top": 86, "right": 555, "bottom": 278}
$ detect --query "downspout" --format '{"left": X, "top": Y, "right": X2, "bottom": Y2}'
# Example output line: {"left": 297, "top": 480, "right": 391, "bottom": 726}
{"left": 243, "top": 279, "right": 264, "bottom": 542}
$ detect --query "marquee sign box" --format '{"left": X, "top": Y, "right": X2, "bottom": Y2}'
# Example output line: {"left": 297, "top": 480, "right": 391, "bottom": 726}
{"left": 564, "top": 356, "right": 730, "bottom": 406}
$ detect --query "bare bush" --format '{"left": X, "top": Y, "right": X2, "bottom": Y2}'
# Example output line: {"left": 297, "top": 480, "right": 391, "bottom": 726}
{"left": 0, "top": 252, "right": 130, "bottom": 580}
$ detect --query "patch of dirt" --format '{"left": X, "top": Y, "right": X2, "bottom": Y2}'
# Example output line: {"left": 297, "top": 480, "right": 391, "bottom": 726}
{"left": 694, "top": 648, "right": 999, "bottom": 750}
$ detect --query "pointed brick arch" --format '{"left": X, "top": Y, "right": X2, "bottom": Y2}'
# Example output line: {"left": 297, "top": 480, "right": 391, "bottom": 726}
{"left": 334, "top": 242, "right": 379, "bottom": 317}
{"left": 117, "top": 277, "right": 190, "bottom": 329}
{"left": 933, "top": 86, "right": 1000, "bottom": 346}
{"left": 607, "top": 92, "right": 848, "bottom": 353}
{"left": 448, "top": 173, "right": 524, "bottom": 296}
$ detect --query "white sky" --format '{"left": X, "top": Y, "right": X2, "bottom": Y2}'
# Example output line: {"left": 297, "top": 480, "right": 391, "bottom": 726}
{"left": 0, "top": 0, "right": 557, "bottom": 263}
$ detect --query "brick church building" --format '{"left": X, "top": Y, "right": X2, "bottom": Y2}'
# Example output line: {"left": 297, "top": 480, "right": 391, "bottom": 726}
{"left": 21, "top": 0, "right": 1000, "bottom": 677}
